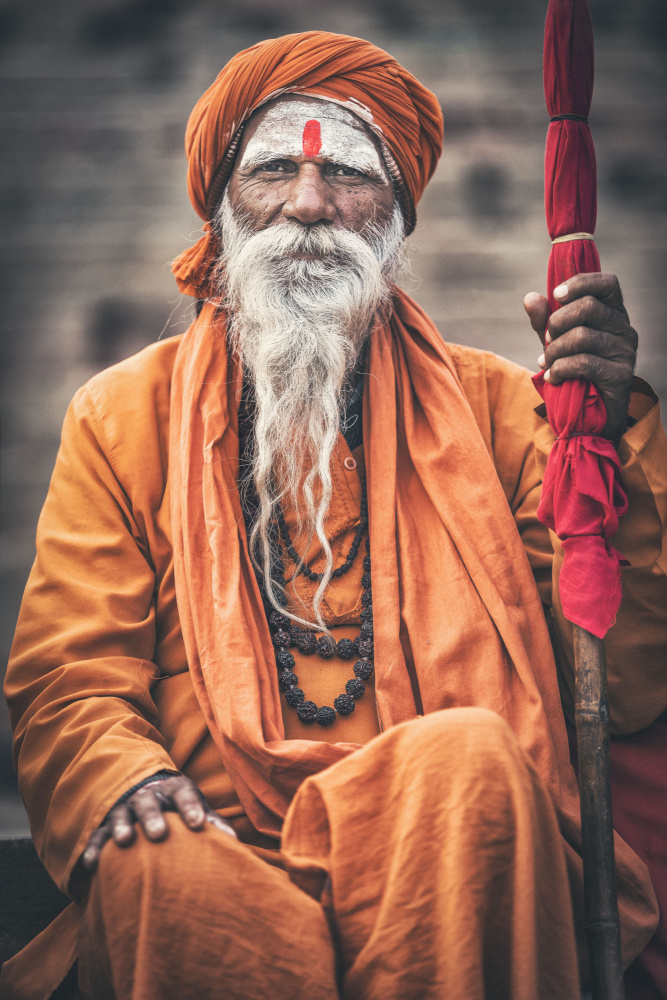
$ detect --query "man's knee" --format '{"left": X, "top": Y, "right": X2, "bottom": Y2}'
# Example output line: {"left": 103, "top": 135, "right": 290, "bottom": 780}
{"left": 93, "top": 814, "right": 239, "bottom": 910}
{"left": 400, "top": 706, "right": 523, "bottom": 765}
{"left": 384, "top": 706, "right": 544, "bottom": 820}
{"left": 83, "top": 815, "right": 339, "bottom": 1000}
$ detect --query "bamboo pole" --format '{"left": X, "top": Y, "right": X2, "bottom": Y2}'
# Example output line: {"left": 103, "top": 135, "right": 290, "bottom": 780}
{"left": 573, "top": 624, "right": 625, "bottom": 1000}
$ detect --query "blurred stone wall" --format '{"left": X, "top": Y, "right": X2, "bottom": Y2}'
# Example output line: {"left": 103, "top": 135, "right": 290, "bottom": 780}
{"left": 1, "top": 0, "right": 665, "bottom": 834}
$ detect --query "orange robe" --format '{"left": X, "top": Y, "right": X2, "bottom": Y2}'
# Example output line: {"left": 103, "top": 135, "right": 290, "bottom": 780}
{"left": 72, "top": 709, "right": 581, "bottom": 1000}
{"left": 3, "top": 333, "right": 664, "bottom": 998}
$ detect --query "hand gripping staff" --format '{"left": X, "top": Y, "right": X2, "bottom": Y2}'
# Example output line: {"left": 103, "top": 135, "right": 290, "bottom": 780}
{"left": 533, "top": 1, "right": 625, "bottom": 996}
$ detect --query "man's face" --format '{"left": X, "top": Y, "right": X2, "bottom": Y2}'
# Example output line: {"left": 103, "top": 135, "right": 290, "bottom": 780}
{"left": 226, "top": 95, "right": 396, "bottom": 239}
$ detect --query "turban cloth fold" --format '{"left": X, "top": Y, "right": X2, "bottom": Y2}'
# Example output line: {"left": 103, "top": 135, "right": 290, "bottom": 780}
{"left": 171, "top": 31, "right": 444, "bottom": 298}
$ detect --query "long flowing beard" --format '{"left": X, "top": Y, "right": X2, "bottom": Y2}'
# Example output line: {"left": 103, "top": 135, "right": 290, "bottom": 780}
{"left": 215, "top": 191, "right": 405, "bottom": 630}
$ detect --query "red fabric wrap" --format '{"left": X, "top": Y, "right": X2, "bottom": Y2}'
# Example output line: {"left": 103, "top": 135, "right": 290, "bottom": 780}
{"left": 533, "top": 376, "right": 628, "bottom": 638}
{"left": 532, "top": 0, "right": 627, "bottom": 638}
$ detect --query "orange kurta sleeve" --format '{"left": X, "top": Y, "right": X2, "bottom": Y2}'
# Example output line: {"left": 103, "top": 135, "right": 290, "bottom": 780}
{"left": 4, "top": 374, "right": 178, "bottom": 895}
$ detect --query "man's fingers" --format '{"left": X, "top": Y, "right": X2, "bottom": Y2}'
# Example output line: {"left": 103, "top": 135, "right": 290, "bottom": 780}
{"left": 551, "top": 272, "right": 628, "bottom": 318}
{"left": 81, "top": 777, "right": 218, "bottom": 876}
{"left": 148, "top": 774, "right": 235, "bottom": 837}
{"left": 82, "top": 824, "right": 112, "bottom": 872}
{"left": 109, "top": 803, "right": 137, "bottom": 847}
{"left": 523, "top": 292, "right": 549, "bottom": 342}
{"left": 544, "top": 351, "right": 631, "bottom": 441}
{"left": 171, "top": 782, "right": 207, "bottom": 830}
{"left": 544, "top": 352, "right": 627, "bottom": 392}
{"left": 546, "top": 294, "right": 636, "bottom": 346}
{"left": 130, "top": 787, "right": 169, "bottom": 841}
{"left": 81, "top": 780, "right": 235, "bottom": 877}
{"left": 539, "top": 327, "right": 636, "bottom": 371}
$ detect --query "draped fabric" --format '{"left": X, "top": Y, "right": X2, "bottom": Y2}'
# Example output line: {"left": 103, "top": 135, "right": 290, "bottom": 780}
{"left": 171, "top": 31, "right": 443, "bottom": 298}
{"left": 169, "top": 291, "right": 656, "bottom": 961}
{"left": 532, "top": 0, "right": 627, "bottom": 638}
{"left": 533, "top": 376, "right": 629, "bottom": 636}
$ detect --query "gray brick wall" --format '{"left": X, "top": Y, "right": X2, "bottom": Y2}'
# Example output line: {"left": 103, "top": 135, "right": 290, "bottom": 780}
{"left": 1, "top": 0, "right": 665, "bottom": 835}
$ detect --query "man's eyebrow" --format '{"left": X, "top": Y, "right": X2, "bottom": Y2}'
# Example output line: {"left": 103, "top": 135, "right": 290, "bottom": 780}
{"left": 239, "top": 149, "right": 293, "bottom": 170}
{"left": 240, "top": 146, "right": 388, "bottom": 181}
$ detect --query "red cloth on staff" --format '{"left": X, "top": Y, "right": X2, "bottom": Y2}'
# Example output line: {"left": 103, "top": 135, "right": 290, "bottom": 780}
{"left": 533, "top": 376, "right": 628, "bottom": 638}
{"left": 532, "top": 0, "right": 627, "bottom": 639}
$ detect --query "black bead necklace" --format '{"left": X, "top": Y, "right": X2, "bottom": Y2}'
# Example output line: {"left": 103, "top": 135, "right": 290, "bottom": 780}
{"left": 266, "top": 532, "right": 375, "bottom": 727}
{"left": 275, "top": 488, "right": 368, "bottom": 583}
{"left": 237, "top": 375, "right": 374, "bottom": 727}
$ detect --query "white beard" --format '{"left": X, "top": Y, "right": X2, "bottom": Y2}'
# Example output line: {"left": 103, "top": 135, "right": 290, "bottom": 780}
{"left": 215, "top": 191, "right": 406, "bottom": 630}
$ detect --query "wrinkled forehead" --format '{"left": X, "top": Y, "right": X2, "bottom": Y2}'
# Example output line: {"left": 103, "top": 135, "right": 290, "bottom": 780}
{"left": 238, "top": 97, "right": 389, "bottom": 179}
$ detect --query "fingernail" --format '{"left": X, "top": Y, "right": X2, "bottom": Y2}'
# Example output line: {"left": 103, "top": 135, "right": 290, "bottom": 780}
{"left": 186, "top": 809, "right": 203, "bottom": 824}
{"left": 83, "top": 849, "right": 96, "bottom": 864}
{"left": 146, "top": 818, "right": 163, "bottom": 832}
{"left": 537, "top": 353, "right": 545, "bottom": 368}
{"left": 544, "top": 369, "right": 551, "bottom": 381}
{"left": 553, "top": 283, "right": 568, "bottom": 299}
{"left": 544, "top": 330, "right": 552, "bottom": 344}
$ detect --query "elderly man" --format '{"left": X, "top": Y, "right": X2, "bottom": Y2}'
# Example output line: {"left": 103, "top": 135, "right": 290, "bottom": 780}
{"left": 3, "top": 30, "right": 665, "bottom": 1000}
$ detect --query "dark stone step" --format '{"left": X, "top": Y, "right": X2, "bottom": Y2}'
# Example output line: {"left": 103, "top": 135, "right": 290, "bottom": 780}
{"left": 0, "top": 837, "right": 69, "bottom": 966}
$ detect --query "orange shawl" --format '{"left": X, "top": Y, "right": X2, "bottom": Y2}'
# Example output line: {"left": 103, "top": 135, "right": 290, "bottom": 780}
{"left": 172, "top": 31, "right": 443, "bottom": 298}
{"left": 170, "top": 291, "right": 655, "bottom": 961}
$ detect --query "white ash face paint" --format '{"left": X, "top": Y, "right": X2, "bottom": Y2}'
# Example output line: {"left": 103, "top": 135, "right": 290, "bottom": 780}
{"left": 301, "top": 92, "right": 380, "bottom": 131}
{"left": 238, "top": 99, "right": 390, "bottom": 183}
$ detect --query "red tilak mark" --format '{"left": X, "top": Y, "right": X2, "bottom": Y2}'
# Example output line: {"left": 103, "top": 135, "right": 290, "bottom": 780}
{"left": 302, "top": 119, "right": 322, "bottom": 157}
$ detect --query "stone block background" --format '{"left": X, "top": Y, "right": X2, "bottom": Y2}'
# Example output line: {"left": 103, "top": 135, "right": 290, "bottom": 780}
{"left": 1, "top": 0, "right": 665, "bottom": 836}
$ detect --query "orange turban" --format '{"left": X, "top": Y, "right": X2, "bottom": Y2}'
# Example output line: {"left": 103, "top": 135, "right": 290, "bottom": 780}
{"left": 171, "top": 31, "right": 444, "bottom": 298}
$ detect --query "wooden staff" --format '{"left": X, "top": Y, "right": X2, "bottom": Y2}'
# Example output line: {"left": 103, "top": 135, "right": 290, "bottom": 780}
{"left": 574, "top": 624, "right": 624, "bottom": 999}
{"left": 540, "top": 0, "right": 627, "bottom": 992}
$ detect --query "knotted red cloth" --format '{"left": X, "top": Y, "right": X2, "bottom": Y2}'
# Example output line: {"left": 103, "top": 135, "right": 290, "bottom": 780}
{"left": 532, "top": 0, "right": 627, "bottom": 639}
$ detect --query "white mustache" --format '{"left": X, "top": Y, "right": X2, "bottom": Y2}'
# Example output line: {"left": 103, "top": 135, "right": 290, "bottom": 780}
{"left": 221, "top": 211, "right": 403, "bottom": 278}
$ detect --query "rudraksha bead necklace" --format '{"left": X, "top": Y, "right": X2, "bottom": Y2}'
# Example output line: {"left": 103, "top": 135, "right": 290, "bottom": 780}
{"left": 237, "top": 375, "right": 374, "bottom": 727}
{"left": 267, "top": 532, "right": 374, "bottom": 727}
{"left": 275, "top": 487, "right": 367, "bottom": 583}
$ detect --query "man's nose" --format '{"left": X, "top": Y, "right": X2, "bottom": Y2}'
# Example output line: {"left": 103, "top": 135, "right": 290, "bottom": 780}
{"left": 282, "top": 164, "right": 336, "bottom": 225}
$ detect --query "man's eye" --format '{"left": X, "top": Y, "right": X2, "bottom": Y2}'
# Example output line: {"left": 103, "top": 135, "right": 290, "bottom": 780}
{"left": 256, "top": 161, "right": 292, "bottom": 174}
{"left": 331, "top": 165, "right": 365, "bottom": 178}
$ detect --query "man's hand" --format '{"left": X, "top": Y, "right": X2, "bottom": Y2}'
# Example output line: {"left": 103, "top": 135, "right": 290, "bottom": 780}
{"left": 523, "top": 273, "right": 638, "bottom": 444}
{"left": 81, "top": 774, "right": 236, "bottom": 873}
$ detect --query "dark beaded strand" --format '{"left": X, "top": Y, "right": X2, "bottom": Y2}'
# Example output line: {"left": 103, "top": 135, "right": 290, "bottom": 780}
{"left": 336, "top": 638, "right": 356, "bottom": 660}
{"left": 315, "top": 706, "right": 337, "bottom": 727}
{"left": 297, "top": 701, "right": 318, "bottom": 723}
{"left": 354, "top": 659, "right": 374, "bottom": 681}
{"left": 266, "top": 492, "right": 375, "bottom": 727}
{"left": 275, "top": 489, "right": 368, "bottom": 583}
{"left": 238, "top": 377, "right": 375, "bottom": 728}
{"left": 275, "top": 649, "right": 295, "bottom": 671}
{"left": 333, "top": 693, "right": 356, "bottom": 716}
{"left": 316, "top": 636, "right": 336, "bottom": 659}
